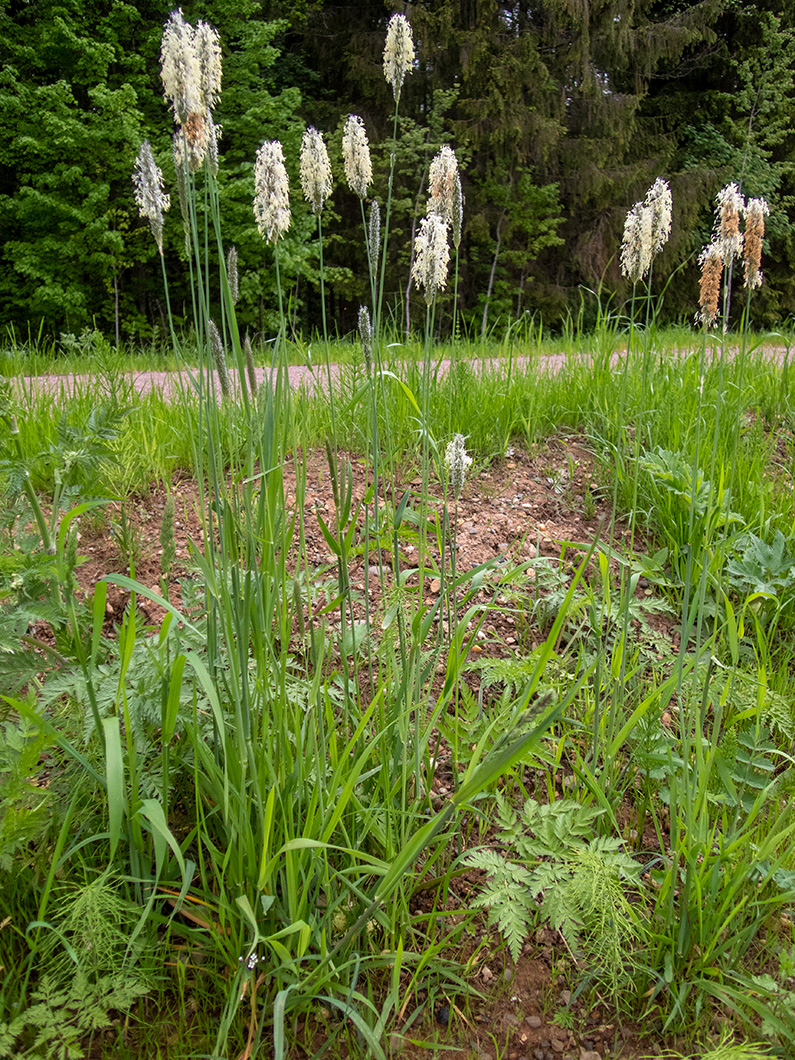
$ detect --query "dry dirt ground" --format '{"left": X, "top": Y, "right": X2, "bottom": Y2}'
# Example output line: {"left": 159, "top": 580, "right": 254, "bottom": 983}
{"left": 64, "top": 437, "right": 691, "bottom": 1060}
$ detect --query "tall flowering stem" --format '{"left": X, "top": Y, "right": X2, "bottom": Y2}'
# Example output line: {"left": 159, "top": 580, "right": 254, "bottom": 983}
{"left": 612, "top": 178, "right": 672, "bottom": 702}
{"left": 411, "top": 211, "right": 450, "bottom": 616}
{"left": 428, "top": 145, "right": 463, "bottom": 340}
{"left": 253, "top": 138, "right": 291, "bottom": 396}
{"left": 300, "top": 126, "right": 337, "bottom": 427}
{"left": 730, "top": 196, "right": 771, "bottom": 507}
{"left": 377, "top": 14, "right": 415, "bottom": 337}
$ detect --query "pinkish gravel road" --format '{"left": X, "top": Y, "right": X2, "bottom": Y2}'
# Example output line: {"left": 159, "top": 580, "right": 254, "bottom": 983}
{"left": 15, "top": 345, "right": 790, "bottom": 403}
{"left": 18, "top": 355, "right": 556, "bottom": 402}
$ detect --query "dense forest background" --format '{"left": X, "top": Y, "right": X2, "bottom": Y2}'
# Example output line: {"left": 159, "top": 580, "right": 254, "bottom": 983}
{"left": 1, "top": 0, "right": 794, "bottom": 344}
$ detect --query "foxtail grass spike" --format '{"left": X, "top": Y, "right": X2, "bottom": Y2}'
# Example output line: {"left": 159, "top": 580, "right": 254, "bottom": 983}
{"left": 445, "top": 433, "right": 472, "bottom": 499}
{"left": 696, "top": 241, "right": 723, "bottom": 326}
{"left": 300, "top": 127, "right": 332, "bottom": 215}
{"left": 743, "top": 197, "right": 770, "bottom": 289}
{"left": 412, "top": 213, "right": 450, "bottom": 306}
{"left": 132, "top": 141, "right": 171, "bottom": 256}
{"left": 208, "top": 318, "right": 231, "bottom": 398}
{"left": 428, "top": 145, "right": 459, "bottom": 225}
{"left": 227, "top": 246, "right": 239, "bottom": 304}
{"left": 358, "top": 306, "right": 373, "bottom": 374}
{"left": 383, "top": 14, "right": 414, "bottom": 101}
{"left": 253, "top": 140, "right": 291, "bottom": 243}
{"left": 644, "top": 177, "right": 672, "bottom": 256}
{"left": 368, "top": 200, "right": 381, "bottom": 281}
{"left": 715, "top": 182, "right": 744, "bottom": 261}
{"left": 342, "top": 115, "right": 372, "bottom": 200}
{"left": 620, "top": 201, "right": 653, "bottom": 283}
{"left": 243, "top": 333, "right": 258, "bottom": 395}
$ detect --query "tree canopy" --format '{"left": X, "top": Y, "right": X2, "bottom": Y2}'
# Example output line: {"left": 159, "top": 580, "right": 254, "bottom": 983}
{"left": 0, "top": 0, "right": 793, "bottom": 341}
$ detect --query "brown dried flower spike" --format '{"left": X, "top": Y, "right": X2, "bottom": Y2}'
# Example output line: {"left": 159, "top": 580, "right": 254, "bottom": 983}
{"left": 697, "top": 241, "right": 723, "bottom": 327}
{"left": 743, "top": 197, "right": 770, "bottom": 289}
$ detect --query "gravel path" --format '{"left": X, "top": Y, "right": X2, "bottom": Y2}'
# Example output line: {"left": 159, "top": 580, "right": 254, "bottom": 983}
{"left": 17, "top": 355, "right": 552, "bottom": 402}
{"left": 14, "top": 344, "right": 790, "bottom": 403}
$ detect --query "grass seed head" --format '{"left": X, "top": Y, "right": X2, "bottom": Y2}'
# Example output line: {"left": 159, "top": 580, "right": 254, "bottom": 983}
{"left": 620, "top": 201, "right": 653, "bottom": 283}
{"left": 208, "top": 319, "right": 231, "bottom": 398}
{"left": 160, "top": 9, "right": 201, "bottom": 125}
{"left": 445, "top": 433, "right": 472, "bottom": 499}
{"left": 696, "top": 241, "right": 723, "bottom": 326}
{"left": 254, "top": 140, "right": 291, "bottom": 243}
{"left": 358, "top": 306, "right": 373, "bottom": 374}
{"left": 452, "top": 172, "right": 463, "bottom": 250}
{"left": 368, "top": 199, "right": 381, "bottom": 278}
{"left": 300, "top": 127, "right": 333, "bottom": 215}
{"left": 132, "top": 141, "right": 171, "bottom": 255}
{"left": 743, "top": 197, "right": 769, "bottom": 289}
{"left": 243, "top": 333, "right": 258, "bottom": 395}
{"left": 715, "top": 182, "right": 744, "bottom": 260}
{"left": 428, "top": 145, "right": 459, "bottom": 225}
{"left": 644, "top": 177, "right": 672, "bottom": 256}
{"left": 342, "top": 115, "right": 372, "bottom": 200}
{"left": 194, "top": 19, "right": 222, "bottom": 115}
{"left": 412, "top": 212, "right": 450, "bottom": 306}
{"left": 206, "top": 115, "right": 222, "bottom": 176}
{"left": 172, "top": 133, "right": 191, "bottom": 253}
{"left": 383, "top": 14, "right": 415, "bottom": 101}
{"left": 226, "top": 246, "right": 238, "bottom": 304}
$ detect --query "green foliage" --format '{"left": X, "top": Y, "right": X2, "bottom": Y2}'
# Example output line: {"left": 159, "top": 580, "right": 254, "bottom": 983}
{"left": 466, "top": 796, "right": 643, "bottom": 994}
{"left": 0, "top": 717, "right": 52, "bottom": 871}
{"left": 727, "top": 529, "right": 795, "bottom": 603}
{"left": 0, "top": 971, "right": 148, "bottom": 1060}
{"left": 637, "top": 445, "right": 742, "bottom": 588}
